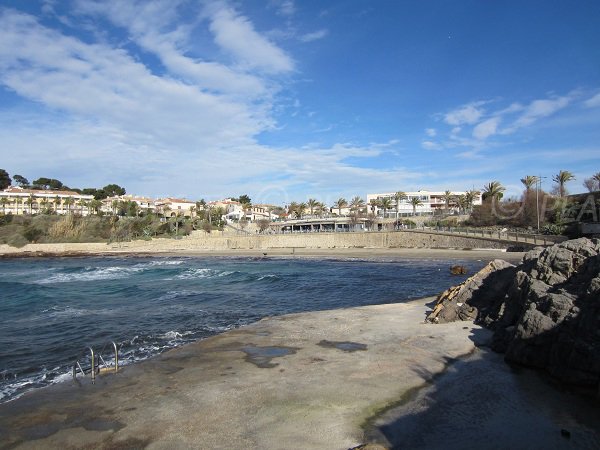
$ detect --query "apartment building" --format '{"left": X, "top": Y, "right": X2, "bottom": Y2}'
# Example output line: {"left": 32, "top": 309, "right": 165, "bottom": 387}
{"left": 0, "top": 186, "right": 94, "bottom": 215}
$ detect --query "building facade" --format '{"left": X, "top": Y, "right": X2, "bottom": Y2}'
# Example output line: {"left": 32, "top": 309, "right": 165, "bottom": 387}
{"left": 0, "top": 186, "right": 94, "bottom": 215}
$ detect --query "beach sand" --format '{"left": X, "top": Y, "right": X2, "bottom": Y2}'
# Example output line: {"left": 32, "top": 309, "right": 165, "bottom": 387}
{"left": 0, "top": 242, "right": 526, "bottom": 263}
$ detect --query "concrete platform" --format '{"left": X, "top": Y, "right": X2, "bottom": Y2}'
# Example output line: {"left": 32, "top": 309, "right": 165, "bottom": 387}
{"left": 0, "top": 298, "right": 486, "bottom": 449}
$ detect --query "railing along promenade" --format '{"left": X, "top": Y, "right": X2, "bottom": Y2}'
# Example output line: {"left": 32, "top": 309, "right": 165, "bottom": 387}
{"left": 409, "top": 226, "right": 567, "bottom": 247}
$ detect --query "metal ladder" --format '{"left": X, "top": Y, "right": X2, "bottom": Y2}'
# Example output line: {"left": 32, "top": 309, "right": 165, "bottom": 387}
{"left": 72, "top": 341, "right": 119, "bottom": 384}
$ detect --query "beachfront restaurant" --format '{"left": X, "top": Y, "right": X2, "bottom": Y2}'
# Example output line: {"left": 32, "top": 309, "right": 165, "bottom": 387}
{"left": 274, "top": 217, "right": 366, "bottom": 233}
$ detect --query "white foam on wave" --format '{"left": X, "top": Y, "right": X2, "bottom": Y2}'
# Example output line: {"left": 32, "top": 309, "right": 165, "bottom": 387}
{"left": 35, "top": 266, "right": 146, "bottom": 284}
{"left": 134, "top": 260, "right": 185, "bottom": 268}
{"left": 257, "top": 274, "right": 279, "bottom": 281}
{"left": 168, "top": 268, "right": 236, "bottom": 280}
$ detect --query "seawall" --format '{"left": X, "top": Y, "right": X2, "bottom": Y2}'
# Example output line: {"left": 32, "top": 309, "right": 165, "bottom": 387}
{"left": 0, "top": 230, "right": 534, "bottom": 256}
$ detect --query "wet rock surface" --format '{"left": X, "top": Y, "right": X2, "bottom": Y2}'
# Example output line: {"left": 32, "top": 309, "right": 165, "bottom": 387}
{"left": 427, "top": 238, "right": 600, "bottom": 388}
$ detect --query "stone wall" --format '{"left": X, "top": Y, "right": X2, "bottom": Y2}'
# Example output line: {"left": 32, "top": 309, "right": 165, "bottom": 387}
{"left": 180, "top": 231, "right": 525, "bottom": 250}
{"left": 0, "top": 231, "right": 533, "bottom": 255}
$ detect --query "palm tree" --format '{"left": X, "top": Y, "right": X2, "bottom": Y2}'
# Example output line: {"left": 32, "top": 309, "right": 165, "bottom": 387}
{"left": 25, "top": 194, "right": 35, "bottom": 214}
{"left": 482, "top": 181, "right": 505, "bottom": 201}
{"left": 14, "top": 197, "right": 22, "bottom": 215}
{"left": 410, "top": 197, "right": 423, "bottom": 216}
{"left": 315, "top": 202, "right": 326, "bottom": 218}
{"left": 240, "top": 200, "right": 252, "bottom": 221}
{"left": 393, "top": 191, "right": 407, "bottom": 226}
{"left": 40, "top": 198, "right": 50, "bottom": 213}
{"left": 296, "top": 202, "right": 307, "bottom": 219}
{"left": 77, "top": 199, "right": 88, "bottom": 215}
{"left": 63, "top": 197, "right": 75, "bottom": 214}
{"left": 521, "top": 175, "right": 538, "bottom": 192}
{"left": 369, "top": 199, "right": 380, "bottom": 215}
{"left": 89, "top": 199, "right": 102, "bottom": 215}
{"left": 0, "top": 197, "right": 8, "bottom": 214}
{"left": 287, "top": 202, "right": 299, "bottom": 219}
{"left": 53, "top": 195, "right": 62, "bottom": 213}
{"left": 333, "top": 198, "right": 348, "bottom": 216}
{"left": 349, "top": 196, "right": 365, "bottom": 213}
{"left": 456, "top": 195, "right": 467, "bottom": 214}
{"left": 379, "top": 197, "right": 393, "bottom": 218}
{"left": 552, "top": 170, "right": 575, "bottom": 198}
{"left": 442, "top": 190, "right": 454, "bottom": 213}
{"left": 307, "top": 198, "right": 319, "bottom": 217}
{"left": 111, "top": 199, "right": 119, "bottom": 216}
{"left": 465, "top": 190, "right": 480, "bottom": 213}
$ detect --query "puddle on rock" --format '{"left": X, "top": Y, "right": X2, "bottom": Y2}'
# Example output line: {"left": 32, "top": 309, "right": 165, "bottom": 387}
{"left": 317, "top": 340, "right": 368, "bottom": 352}
{"left": 241, "top": 345, "right": 298, "bottom": 368}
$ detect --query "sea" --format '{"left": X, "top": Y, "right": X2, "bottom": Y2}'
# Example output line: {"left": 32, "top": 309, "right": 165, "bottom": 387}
{"left": 0, "top": 255, "right": 484, "bottom": 403}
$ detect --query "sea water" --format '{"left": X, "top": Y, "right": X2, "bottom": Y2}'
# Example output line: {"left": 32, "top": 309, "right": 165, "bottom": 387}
{"left": 0, "top": 255, "right": 483, "bottom": 403}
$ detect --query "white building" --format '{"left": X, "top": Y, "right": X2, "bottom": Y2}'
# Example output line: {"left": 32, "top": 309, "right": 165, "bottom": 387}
{"left": 0, "top": 186, "right": 94, "bottom": 215}
{"left": 102, "top": 195, "right": 156, "bottom": 215}
{"left": 366, "top": 190, "right": 482, "bottom": 217}
{"left": 155, "top": 197, "right": 197, "bottom": 217}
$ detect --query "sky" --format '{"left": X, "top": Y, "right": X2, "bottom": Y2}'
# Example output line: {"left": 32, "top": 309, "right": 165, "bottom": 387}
{"left": 0, "top": 0, "right": 599, "bottom": 205}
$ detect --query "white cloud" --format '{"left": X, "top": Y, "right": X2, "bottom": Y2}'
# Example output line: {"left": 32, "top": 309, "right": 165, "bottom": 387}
{"left": 473, "top": 117, "right": 501, "bottom": 140}
{"left": 443, "top": 101, "right": 485, "bottom": 126}
{"left": 505, "top": 94, "right": 573, "bottom": 132}
{"left": 584, "top": 92, "right": 600, "bottom": 108}
{"left": 272, "top": 0, "right": 296, "bottom": 16}
{"left": 425, "top": 128, "right": 436, "bottom": 137}
{"left": 299, "top": 29, "right": 328, "bottom": 42}
{"left": 207, "top": 5, "right": 294, "bottom": 74}
{"left": 421, "top": 140, "right": 442, "bottom": 150}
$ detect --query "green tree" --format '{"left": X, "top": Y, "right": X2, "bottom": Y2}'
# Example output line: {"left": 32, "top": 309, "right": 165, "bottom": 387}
{"left": 53, "top": 196, "right": 62, "bottom": 213}
{"left": 350, "top": 196, "right": 365, "bottom": 213}
{"left": 13, "top": 175, "right": 28, "bottom": 187}
{"left": 103, "top": 184, "right": 126, "bottom": 197}
{"left": 77, "top": 199, "right": 88, "bottom": 215}
{"left": 0, "top": 197, "right": 9, "bottom": 213}
{"left": 63, "top": 197, "right": 75, "bottom": 214}
{"left": 89, "top": 199, "right": 103, "bottom": 215}
{"left": 442, "top": 190, "right": 454, "bottom": 212}
{"left": 307, "top": 198, "right": 319, "bottom": 217}
{"left": 25, "top": 194, "right": 35, "bottom": 214}
{"left": 410, "top": 197, "right": 423, "bottom": 215}
{"left": 552, "top": 170, "right": 575, "bottom": 198}
{"left": 333, "top": 198, "right": 348, "bottom": 216}
{"left": 394, "top": 191, "right": 407, "bottom": 226}
{"left": 482, "top": 181, "right": 505, "bottom": 201}
{"left": 465, "top": 190, "right": 480, "bottom": 213}
{"left": 369, "top": 198, "right": 380, "bottom": 215}
{"left": 379, "top": 197, "right": 393, "bottom": 218}
{"left": 238, "top": 194, "right": 251, "bottom": 205}
{"left": 520, "top": 175, "right": 538, "bottom": 192}
{"left": 0, "top": 169, "right": 11, "bottom": 189}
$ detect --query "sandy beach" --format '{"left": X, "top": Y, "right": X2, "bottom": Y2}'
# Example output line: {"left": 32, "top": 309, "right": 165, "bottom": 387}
{"left": 0, "top": 241, "right": 526, "bottom": 263}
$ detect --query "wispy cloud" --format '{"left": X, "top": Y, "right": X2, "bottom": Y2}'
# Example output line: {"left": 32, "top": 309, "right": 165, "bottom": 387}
{"left": 207, "top": 4, "right": 294, "bottom": 74}
{"left": 472, "top": 117, "right": 501, "bottom": 140}
{"left": 299, "top": 29, "right": 328, "bottom": 42}
{"left": 584, "top": 92, "right": 600, "bottom": 108}
{"left": 443, "top": 101, "right": 486, "bottom": 126}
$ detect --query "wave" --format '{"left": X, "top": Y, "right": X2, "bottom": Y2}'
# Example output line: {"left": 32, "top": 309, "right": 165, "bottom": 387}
{"left": 168, "top": 268, "right": 237, "bottom": 280}
{"left": 35, "top": 266, "right": 147, "bottom": 284}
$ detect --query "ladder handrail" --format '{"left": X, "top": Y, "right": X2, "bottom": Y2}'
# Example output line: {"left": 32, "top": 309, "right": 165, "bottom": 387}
{"left": 72, "top": 341, "right": 119, "bottom": 384}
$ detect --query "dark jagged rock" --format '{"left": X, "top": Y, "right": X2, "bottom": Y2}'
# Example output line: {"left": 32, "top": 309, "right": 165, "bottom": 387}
{"left": 450, "top": 265, "right": 468, "bottom": 275}
{"left": 427, "top": 238, "right": 600, "bottom": 388}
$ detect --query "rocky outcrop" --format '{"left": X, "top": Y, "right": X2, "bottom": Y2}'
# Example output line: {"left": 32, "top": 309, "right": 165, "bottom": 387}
{"left": 428, "top": 238, "right": 600, "bottom": 388}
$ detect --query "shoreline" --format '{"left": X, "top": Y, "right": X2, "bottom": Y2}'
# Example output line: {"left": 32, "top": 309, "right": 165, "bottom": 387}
{"left": 0, "top": 244, "right": 526, "bottom": 262}
{"left": 1, "top": 297, "right": 597, "bottom": 449}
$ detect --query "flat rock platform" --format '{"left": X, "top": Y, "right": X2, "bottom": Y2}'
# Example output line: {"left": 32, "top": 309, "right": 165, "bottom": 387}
{"left": 0, "top": 298, "right": 486, "bottom": 449}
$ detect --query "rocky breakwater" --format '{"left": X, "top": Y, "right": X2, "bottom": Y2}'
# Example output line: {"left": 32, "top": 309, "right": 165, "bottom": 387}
{"left": 427, "top": 237, "right": 600, "bottom": 390}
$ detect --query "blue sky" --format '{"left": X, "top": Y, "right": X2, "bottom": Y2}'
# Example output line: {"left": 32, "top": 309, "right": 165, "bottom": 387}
{"left": 0, "top": 0, "right": 599, "bottom": 205}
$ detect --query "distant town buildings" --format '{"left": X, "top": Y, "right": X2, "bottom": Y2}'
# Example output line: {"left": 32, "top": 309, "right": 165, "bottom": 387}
{"left": 0, "top": 186, "right": 94, "bottom": 215}
{"left": 0, "top": 185, "right": 482, "bottom": 222}
{"left": 366, "top": 190, "right": 482, "bottom": 217}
